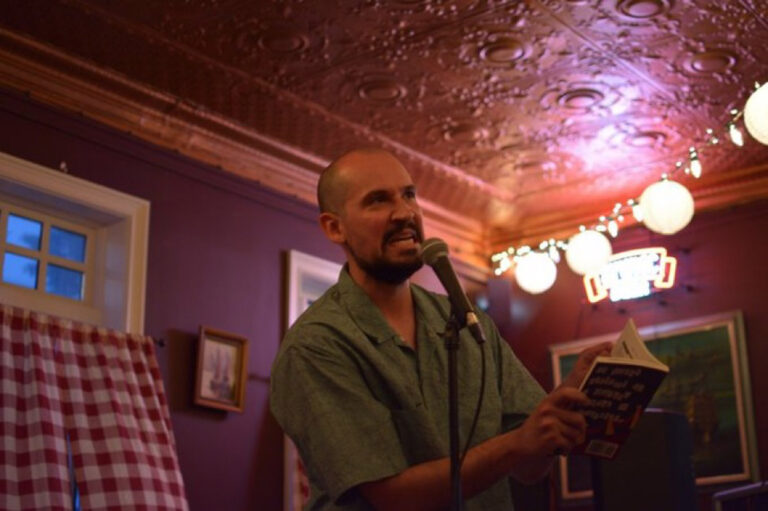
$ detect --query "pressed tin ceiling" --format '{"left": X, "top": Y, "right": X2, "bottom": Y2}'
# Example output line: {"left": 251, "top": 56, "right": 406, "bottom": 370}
{"left": 1, "top": 0, "right": 768, "bottom": 271}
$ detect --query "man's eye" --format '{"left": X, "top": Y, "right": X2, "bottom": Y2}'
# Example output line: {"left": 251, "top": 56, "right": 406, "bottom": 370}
{"left": 365, "top": 193, "right": 388, "bottom": 205}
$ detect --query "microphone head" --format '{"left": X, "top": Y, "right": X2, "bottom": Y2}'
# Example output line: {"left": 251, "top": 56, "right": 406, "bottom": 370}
{"left": 420, "top": 237, "right": 449, "bottom": 266}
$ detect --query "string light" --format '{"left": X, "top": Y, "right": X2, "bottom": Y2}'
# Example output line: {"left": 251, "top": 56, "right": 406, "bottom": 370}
{"left": 705, "top": 128, "right": 719, "bottom": 145}
{"left": 744, "top": 82, "right": 768, "bottom": 145}
{"left": 728, "top": 121, "right": 744, "bottom": 147}
{"left": 607, "top": 219, "right": 619, "bottom": 238}
{"left": 491, "top": 90, "right": 760, "bottom": 291}
{"left": 566, "top": 229, "right": 612, "bottom": 275}
{"left": 688, "top": 147, "right": 702, "bottom": 179}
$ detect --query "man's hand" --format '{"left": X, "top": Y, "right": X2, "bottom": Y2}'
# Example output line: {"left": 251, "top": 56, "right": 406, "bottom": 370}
{"left": 513, "top": 386, "right": 590, "bottom": 461}
{"left": 561, "top": 341, "right": 612, "bottom": 389}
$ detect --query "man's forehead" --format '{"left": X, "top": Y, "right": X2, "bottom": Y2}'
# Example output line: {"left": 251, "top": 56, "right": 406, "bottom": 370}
{"left": 346, "top": 171, "right": 414, "bottom": 200}
{"left": 339, "top": 153, "right": 414, "bottom": 194}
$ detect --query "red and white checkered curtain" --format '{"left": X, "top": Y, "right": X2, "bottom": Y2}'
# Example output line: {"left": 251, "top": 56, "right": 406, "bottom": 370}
{"left": 0, "top": 303, "right": 187, "bottom": 510}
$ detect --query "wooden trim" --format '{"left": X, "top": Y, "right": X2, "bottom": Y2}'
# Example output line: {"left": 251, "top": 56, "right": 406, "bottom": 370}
{"left": 0, "top": 29, "right": 491, "bottom": 278}
{"left": 488, "top": 166, "right": 768, "bottom": 252}
{"left": 9, "top": 27, "right": 765, "bottom": 276}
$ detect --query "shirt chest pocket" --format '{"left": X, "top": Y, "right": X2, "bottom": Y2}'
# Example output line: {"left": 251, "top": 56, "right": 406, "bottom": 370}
{"left": 389, "top": 403, "right": 446, "bottom": 465}
{"left": 358, "top": 343, "right": 425, "bottom": 411}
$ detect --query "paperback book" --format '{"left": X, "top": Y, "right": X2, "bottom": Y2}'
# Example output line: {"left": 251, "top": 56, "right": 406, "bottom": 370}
{"left": 573, "top": 319, "right": 669, "bottom": 459}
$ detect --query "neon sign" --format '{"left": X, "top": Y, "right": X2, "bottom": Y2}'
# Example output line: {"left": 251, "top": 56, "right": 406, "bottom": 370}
{"left": 584, "top": 247, "right": 677, "bottom": 303}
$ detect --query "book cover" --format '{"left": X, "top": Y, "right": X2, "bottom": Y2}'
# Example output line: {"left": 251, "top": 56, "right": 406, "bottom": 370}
{"left": 572, "top": 319, "right": 669, "bottom": 459}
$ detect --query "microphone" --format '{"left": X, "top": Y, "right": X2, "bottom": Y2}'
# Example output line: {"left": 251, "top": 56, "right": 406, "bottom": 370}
{"left": 421, "top": 238, "right": 486, "bottom": 344}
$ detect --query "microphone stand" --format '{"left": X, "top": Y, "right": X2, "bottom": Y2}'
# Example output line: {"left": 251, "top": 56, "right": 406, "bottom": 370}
{"left": 443, "top": 313, "right": 463, "bottom": 511}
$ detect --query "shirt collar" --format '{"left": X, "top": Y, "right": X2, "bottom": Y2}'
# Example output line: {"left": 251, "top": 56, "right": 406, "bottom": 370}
{"left": 335, "top": 266, "right": 453, "bottom": 345}
{"left": 336, "top": 266, "right": 400, "bottom": 345}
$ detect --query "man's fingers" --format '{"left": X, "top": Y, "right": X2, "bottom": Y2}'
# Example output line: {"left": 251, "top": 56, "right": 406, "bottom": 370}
{"left": 548, "top": 386, "right": 589, "bottom": 408}
{"left": 562, "top": 342, "right": 613, "bottom": 388}
{"left": 521, "top": 386, "right": 593, "bottom": 457}
{"left": 580, "top": 341, "right": 613, "bottom": 361}
{"left": 541, "top": 418, "right": 586, "bottom": 455}
{"left": 556, "top": 408, "right": 588, "bottom": 430}
{"left": 535, "top": 392, "right": 587, "bottom": 433}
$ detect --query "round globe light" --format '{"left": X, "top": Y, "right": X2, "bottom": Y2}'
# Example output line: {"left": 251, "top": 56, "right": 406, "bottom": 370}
{"left": 639, "top": 179, "right": 695, "bottom": 235}
{"left": 514, "top": 252, "right": 557, "bottom": 294}
{"left": 565, "top": 229, "right": 612, "bottom": 276}
{"left": 744, "top": 82, "right": 768, "bottom": 146}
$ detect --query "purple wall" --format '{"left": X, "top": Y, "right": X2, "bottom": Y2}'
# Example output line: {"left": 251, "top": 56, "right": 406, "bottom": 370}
{"left": 0, "top": 88, "right": 457, "bottom": 511}
{"left": 0, "top": 89, "right": 343, "bottom": 510}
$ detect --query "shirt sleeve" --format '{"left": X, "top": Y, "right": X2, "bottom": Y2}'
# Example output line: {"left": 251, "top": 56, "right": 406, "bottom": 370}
{"left": 270, "top": 339, "right": 409, "bottom": 504}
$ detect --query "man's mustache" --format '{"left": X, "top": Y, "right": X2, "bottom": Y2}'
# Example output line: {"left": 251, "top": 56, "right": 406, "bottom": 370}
{"left": 383, "top": 221, "right": 424, "bottom": 244}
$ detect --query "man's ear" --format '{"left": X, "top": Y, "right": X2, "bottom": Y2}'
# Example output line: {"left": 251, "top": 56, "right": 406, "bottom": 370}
{"left": 319, "top": 212, "right": 345, "bottom": 244}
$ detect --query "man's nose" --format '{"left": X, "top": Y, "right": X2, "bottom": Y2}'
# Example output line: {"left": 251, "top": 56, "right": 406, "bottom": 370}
{"left": 391, "top": 198, "right": 417, "bottom": 221}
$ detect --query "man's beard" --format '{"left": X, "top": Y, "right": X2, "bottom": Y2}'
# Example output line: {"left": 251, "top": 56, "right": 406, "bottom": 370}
{"left": 351, "top": 251, "right": 423, "bottom": 284}
{"left": 347, "top": 222, "right": 424, "bottom": 284}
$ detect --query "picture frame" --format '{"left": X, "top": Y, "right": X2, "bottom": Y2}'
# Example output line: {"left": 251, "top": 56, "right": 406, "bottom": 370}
{"left": 283, "top": 250, "right": 342, "bottom": 511}
{"left": 194, "top": 326, "right": 248, "bottom": 413}
{"left": 549, "top": 311, "right": 759, "bottom": 501}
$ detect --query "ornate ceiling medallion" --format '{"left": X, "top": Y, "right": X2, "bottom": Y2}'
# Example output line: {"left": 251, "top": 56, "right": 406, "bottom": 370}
{"left": 479, "top": 36, "right": 528, "bottom": 65}
{"left": 357, "top": 78, "right": 408, "bottom": 102}
{"left": 557, "top": 88, "right": 606, "bottom": 110}
{"left": 615, "top": 0, "right": 672, "bottom": 20}
{"left": 444, "top": 122, "right": 490, "bottom": 142}
{"left": 226, "top": 19, "right": 318, "bottom": 65}
{"left": 626, "top": 130, "right": 668, "bottom": 148}
{"left": 540, "top": 81, "right": 621, "bottom": 115}
{"left": 257, "top": 29, "right": 310, "bottom": 54}
{"left": 428, "top": 119, "right": 496, "bottom": 145}
{"left": 685, "top": 49, "right": 739, "bottom": 75}
{"left": 602, "top": 122, "right": 678, "bottom": 151}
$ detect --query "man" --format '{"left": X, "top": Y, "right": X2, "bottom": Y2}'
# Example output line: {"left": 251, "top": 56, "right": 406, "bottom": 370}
{"left": 271, "top": 148, "right": 610, "bottom": 510}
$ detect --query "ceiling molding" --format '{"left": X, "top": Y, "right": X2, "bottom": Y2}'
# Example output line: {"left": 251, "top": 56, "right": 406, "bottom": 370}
{"left": 0, "top": 29, "right": 491, "bottom": 276}
{"left": 1, "top": 0, "right": 766, "bottom": 280}
{"left": 489, "top": 161, "right": 768, "bottom": 252}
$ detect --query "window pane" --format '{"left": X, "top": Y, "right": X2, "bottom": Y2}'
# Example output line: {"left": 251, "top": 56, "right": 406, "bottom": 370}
{"left": 50, "top": 226, "right": 87, "bottom": 262}
{"left": 46, "top": 264, "right": 84, "bottom": 300}
{"left": 2, "top": 252, "right": 39, "bottom": 289}
{"left": 6, "top": 214, "right": 42, "bottom": 250}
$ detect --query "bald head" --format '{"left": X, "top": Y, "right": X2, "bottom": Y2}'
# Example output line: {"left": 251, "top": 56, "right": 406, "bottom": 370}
{"left": 317, "top": 147, "right": 424, "bottom": 284}
{"left": 317, "top": 148, "right": 405, "bottom": 214}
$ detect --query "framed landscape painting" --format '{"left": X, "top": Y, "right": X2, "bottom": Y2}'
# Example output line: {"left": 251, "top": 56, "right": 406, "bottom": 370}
{"left": 550, "top": 311, "right": 759, "bottom": 501}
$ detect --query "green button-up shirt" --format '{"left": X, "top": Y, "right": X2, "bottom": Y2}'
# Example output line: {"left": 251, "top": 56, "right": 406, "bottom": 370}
{"left": 271, "top": 268, "right": 545, "bottom": 510}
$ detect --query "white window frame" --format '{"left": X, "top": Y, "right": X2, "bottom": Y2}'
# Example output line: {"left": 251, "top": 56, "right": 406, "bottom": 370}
{"left": 1, "top": 201, "right": 97, "bottom": 304}
{"left": 0, "top": 151, "right": 149, "bottom": 333}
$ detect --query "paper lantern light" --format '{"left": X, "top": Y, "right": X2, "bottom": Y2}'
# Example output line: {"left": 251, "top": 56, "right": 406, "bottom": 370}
{"left": 514, "top": 252, "right": 557, "bottom": 294}
{"left": 565, "top": 230, "right": 612, "bottom": 276}
{"left": 744, "top": 82, "right": 768, "bottom": 146}
{"left": 639, "top": 179, "right": 694, "bottom": 235}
